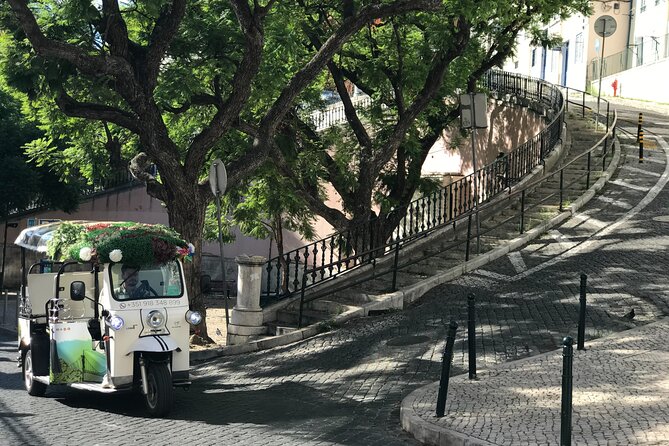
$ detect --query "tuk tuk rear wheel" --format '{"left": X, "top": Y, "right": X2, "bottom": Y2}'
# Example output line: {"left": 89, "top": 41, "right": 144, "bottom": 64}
{"left": 144, "top": 362, "right": 173, "bottom": 417}
{"left": 22, "top": 349, "right": 47, "bottom": 397}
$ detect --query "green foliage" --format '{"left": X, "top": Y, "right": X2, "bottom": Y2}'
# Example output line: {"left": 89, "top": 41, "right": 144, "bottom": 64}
{"left": 203, "top": 167, "right": 316, "bottom": 245}
{"left": 0, "top": 83, "right": 79, "bottom": 217}
{"left": 47, "top": 222, "right": 189, "bottom": 265}
{"left": 266, "top": 0, "right": 593, "bottom": 235}
{"left": 0, "top": 0, "right": 593, "bottom": 243}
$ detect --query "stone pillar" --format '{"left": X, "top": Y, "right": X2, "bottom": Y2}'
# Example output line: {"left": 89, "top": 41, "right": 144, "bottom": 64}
{"left": 226, "top": 255, "right": 267, "bottom": 345}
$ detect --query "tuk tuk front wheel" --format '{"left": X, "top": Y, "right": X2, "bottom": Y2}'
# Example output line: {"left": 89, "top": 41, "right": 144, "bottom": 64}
{"left": 22, "top": 349, "right": 47, "bottom": 397}
{"left": 144, "top": 362, "right": 173, "bottom": 417}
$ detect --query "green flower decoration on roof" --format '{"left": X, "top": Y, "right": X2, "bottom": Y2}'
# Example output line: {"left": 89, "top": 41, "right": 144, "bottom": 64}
{"left": 47, "top": 222, "right": 194, "bottom": 266}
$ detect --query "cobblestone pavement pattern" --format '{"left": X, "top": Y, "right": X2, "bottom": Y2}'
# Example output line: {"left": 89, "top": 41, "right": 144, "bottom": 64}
{"left": 0, "top": 103, "right": 668, "bottom": 445}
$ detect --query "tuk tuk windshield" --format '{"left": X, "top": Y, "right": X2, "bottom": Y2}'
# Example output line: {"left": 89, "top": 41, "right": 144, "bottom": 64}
{"left": 110, "top": 262, "right": 183, "bottom": 300}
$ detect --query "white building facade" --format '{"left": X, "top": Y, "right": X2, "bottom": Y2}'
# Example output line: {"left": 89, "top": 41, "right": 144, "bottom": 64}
{"left": 503, "top": 0, "right": 669, "bottom": 102}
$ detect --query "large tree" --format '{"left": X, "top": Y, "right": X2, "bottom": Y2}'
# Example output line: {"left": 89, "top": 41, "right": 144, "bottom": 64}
{"left": 2, "top": 0, "right": 446, "bottom": 339}
{"left": 266, "top": 0, "right": 590, "bottom": 244}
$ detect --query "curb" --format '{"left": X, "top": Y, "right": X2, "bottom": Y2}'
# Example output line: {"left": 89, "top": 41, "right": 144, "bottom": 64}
{"left": 191, "top": 304, "right": 365, "bottom": 362}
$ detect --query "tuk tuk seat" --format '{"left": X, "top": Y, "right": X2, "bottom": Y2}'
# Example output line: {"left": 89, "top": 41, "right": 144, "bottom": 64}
{"left": 26, "top": 272, "right": 58, "bottom": 316}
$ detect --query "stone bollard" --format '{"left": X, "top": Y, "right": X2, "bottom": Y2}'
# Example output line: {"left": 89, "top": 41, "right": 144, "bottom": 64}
{"left": 226, "top": 255, "right": 268, "bottom": 345}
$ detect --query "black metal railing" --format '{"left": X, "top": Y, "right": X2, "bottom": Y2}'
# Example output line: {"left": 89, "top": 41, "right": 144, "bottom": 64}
{"left": 589, "top": 31, "right": 669, "bottom": 80}
{"left": 262, "top": 70, "right": 568, "bottom": 305}
{"left": 291, "top": 89, "right": 615, "bottom": 326}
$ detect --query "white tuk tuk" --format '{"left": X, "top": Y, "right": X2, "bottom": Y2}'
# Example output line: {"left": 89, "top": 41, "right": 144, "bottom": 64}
{"left": 15, "top": 221, "right": 201, "bottom": 417}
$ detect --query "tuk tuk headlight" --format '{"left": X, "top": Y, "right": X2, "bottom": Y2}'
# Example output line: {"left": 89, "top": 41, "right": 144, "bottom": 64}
{"left": 186, "top": 310, "right": 202, "bottom": 326}
{"left": 146, "top": 310, "right": 165, "bottom": 329}
{"left": 106, "top": 315, "right": 125, "bottom": 331}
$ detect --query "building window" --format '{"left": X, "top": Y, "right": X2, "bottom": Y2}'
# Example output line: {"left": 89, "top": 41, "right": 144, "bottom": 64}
{"left": 640, "top": 0, "right": 646, "bottom": 12}
{"left": 575, "top": 33, "right": 583, "bottom": 62}
{"left": 635, "top": 37, "right": 644, "bottom": 66}
{"left": 531, "top": 48, "right": 536, "bottom": 66}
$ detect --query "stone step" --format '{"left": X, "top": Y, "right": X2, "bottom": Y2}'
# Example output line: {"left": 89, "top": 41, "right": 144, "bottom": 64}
{"left": 276, "top": 308, "right": 330, "bottom": 326}
{"left": 332, "top": 291, "right": 377, "bottom": 305}
{"left": 265, "top": 321, "right": 299, "bottom": 336}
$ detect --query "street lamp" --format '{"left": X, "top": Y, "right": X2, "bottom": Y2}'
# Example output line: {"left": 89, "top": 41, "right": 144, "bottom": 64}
{"left": 0, "top": 222, "right": 19, "bottom": 293}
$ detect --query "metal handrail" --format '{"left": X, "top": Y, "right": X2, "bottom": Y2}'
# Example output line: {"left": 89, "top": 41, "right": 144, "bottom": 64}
{"left": 263, "top": 70, "right": 569, "bottom": 304}
{"left": 294, "top": 93, "right": 617, "bottom": 324}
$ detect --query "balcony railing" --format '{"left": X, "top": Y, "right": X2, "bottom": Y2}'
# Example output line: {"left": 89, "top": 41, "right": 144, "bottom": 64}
{"left": 589, "top": 32, "right": 669, "bottom": 80}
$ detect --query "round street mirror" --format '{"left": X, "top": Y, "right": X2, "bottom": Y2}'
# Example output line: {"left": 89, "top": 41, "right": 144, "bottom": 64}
{"left": 209, "top": 159, "right": 228, "bottom": 196}
{"left": 594, "top": 15, "right": 617, "bottom": 38}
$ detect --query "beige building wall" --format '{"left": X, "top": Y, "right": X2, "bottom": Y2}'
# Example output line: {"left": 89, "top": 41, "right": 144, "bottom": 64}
{"left": 0, "top": 185, "right": 296, "bottom": 288}
{"left": 586, "top": 5, "right": 632, "bottom": 75}
{"left": 422, "top": 99, "right": 545, "bottom": 179}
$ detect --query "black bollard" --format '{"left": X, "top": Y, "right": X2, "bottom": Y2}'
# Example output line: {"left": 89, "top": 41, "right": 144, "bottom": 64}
{"left": 436, "top": 321, "right": 458, "bottom": 417}
{"left": 467, "top": 294, "right": 477, "bottom": 379}
{"left": 577, "top": 274, "right": 587, "bottom": 350}
{"left": 639, "top": 130, "right": 644, "bottom": 163}
{"left": 465, "top": 214, "right": 472, "bottom": 261}
{"left": 225, "top": 289, "right": 231, "bottom": 326}
{"left": 560, "top": 336, "right": 574, "bottom": 446}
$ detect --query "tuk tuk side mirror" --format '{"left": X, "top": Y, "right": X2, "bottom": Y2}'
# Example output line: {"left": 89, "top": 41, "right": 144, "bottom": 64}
{"left": 70, "top": 281, "right": 86, "bottom": 301}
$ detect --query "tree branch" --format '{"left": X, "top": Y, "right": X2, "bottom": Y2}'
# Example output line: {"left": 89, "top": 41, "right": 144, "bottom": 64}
{"left": 391, "top": 21, "right": 406, "bottom": 117}
{"left": 184, "top": 0, "right": 264, "bottom": 178}
{"left": 100, "top": 0, "right": 129, "bottom": 57}
{"left": 258, "top": 0, "right": 442, "bottom": 143}
{"left": 373, "top": 16, "right": 471, "bottom": 173}
{"left": 328, "top": 62, "right": 372, "bottom": 148}
{"left": 145, "top": 0, "right": 186, "bottom": 87}
{"left": 7, "top": 0, "right": 133, "bottom": 79}
{"left": 54, "top": 89, "right": 141, "bottom": 133}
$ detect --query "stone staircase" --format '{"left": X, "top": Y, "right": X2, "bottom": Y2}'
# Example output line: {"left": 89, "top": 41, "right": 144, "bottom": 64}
{"left": 266, "top": 111, "right": 610, "bottom": 327}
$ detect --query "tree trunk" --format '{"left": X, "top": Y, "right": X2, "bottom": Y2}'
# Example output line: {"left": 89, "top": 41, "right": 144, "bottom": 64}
{"left": 272, "top": 214, "right": 290, "bottom": 294}
{"left": 165, "top": 183, "right": 211, "bottom": 341}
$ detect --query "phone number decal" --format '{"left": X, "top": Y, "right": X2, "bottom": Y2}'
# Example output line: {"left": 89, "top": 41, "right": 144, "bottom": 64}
{"left": 119, "top": 299, "right": 181, "bottom": 309}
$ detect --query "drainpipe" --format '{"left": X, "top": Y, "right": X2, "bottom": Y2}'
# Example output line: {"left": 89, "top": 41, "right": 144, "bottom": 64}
{"left": 626, "top": 0, "right": 634, "bottom": 69}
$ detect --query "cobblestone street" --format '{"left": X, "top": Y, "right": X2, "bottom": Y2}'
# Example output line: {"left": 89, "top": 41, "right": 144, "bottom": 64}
{"left": 1, "top": 108, "right": 669, "bottom": 445}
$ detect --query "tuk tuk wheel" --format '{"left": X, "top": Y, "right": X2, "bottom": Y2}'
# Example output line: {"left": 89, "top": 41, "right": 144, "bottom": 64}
{"left": 22, "top": 349, "right": 47, "bottom": 397}
{"left": 144, "top": 363, "right": 173, "bottom": 417}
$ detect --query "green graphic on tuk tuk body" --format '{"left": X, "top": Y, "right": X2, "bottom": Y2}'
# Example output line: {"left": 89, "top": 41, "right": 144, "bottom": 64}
{"left": 49, "top": 322, "right": 106, "bottom": 384}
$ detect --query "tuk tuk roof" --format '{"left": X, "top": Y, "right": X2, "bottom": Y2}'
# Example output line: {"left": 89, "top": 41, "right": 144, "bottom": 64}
{"left": 14, "top": 220, "right": 91, "bottom": 252}
{"left": 14, "top": 221, "right": 193, "bottom": 265}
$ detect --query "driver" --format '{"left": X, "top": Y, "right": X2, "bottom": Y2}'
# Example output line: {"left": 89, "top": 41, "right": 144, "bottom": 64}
{"left": 116, "top": 265, "right": 151, "bottom": 299}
